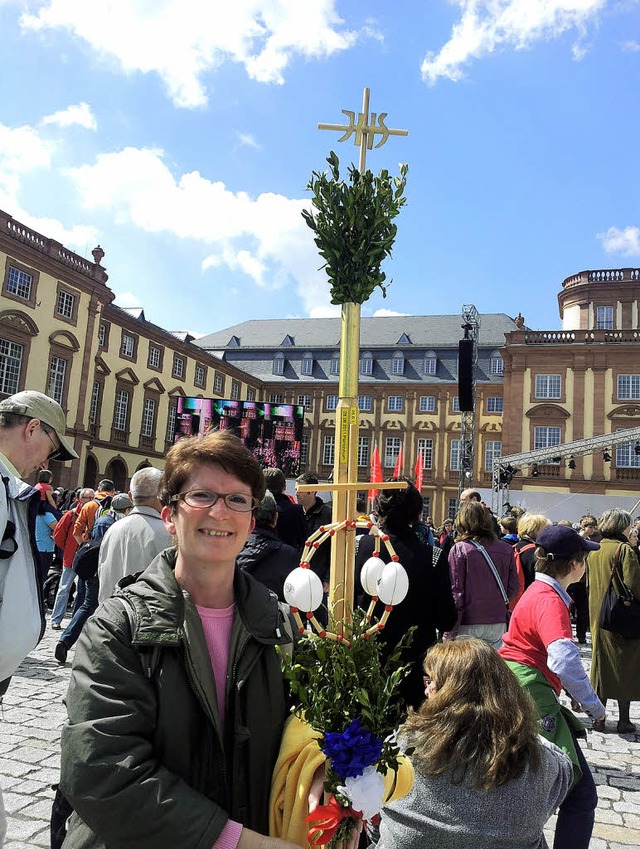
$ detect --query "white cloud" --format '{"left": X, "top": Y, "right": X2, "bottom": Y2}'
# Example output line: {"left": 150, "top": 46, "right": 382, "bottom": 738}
{"left": 67, "top": 145, "right": 334, "bottom": 315}
{"left": 0, "top": 120, "right": 96, "bottom": 247}
{"left": 22, "top": 0, "right": 359, "bottom": 108}
{"left": 373, "top": 308, "right": 410, "bottom": 317}
{"left": 42, "top": 102, "right": 97, "bottom": 130}
{"left": 421, "top": 0, "right": 608, "bottom": 84}
{"left": 622, "top": 40, "right": 640, "bottom": 51}
{"left": 598, "top": 225, "right": 640, "bottom": 256}
{"left": 114, "top": 291, "right": 144, "bottom": 308}
{"left": 0, "top": 123, "right": 52, "bottom": 174}
{"left": 237, "top": 132, "right": 260, "bottom": 150}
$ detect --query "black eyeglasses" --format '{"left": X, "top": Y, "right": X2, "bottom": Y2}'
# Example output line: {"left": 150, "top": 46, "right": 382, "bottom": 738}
{"left": 170, "top": 489, "right": 258, "bottom": 513}
{"left": 40, "top": 423, "right": 61, "bottom": 461}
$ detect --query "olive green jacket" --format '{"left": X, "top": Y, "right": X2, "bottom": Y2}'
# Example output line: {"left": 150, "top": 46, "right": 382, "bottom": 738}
{"left": 60, "top": 548, "right": 292, "bottom": 849}
{"left": 587, "top": 537, "right": 640, "bottom": 701}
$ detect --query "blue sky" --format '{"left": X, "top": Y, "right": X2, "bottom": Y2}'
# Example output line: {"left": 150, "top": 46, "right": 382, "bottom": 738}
{"left": 0, "top": 0, "right": 638, "bottom": 336}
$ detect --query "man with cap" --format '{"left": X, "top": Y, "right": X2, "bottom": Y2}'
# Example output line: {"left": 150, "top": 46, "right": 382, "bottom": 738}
{"left": 0, "top": 390, "right": 77, "bottom": 846}
{"left": 54, "top": 494, "right": 133, "bottom": 665}
{"left": 500, "top": 524, "right": 605, "bottom": 849}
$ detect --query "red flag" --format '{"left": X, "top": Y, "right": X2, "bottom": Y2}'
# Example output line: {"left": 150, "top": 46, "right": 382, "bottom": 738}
{"left": 393, "top": 446, "right": 403, "bottom": 479}
{"left": 414, "top": 451, "right": 424, "bottom": 492}
{"left": 369, "top": 441, "right": 383, "bottom": 504}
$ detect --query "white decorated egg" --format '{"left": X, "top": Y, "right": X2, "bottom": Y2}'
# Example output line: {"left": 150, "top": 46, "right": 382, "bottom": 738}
{"left": 360, "top": 556, "right": 386, "bottom": 596}
{"left": 283, "top": 567, "right": 324, "bottom": 612}
{"left": 376, "top": 562, "right": 409, "bottom": 606}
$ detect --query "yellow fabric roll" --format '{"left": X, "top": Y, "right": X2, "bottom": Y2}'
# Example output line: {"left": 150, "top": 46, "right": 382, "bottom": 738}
{"left": 269, "top": 714, "right": 414, "bottom": 847}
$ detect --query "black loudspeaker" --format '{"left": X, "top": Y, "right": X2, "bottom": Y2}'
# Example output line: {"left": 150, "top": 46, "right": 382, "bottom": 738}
{"left": 458, "top": 339, "right": 474, "bottom": 411}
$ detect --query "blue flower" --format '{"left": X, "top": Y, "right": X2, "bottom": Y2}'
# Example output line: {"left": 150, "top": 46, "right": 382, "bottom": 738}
{"left": 322, "top": 718, "right": 383, "bottom": 778}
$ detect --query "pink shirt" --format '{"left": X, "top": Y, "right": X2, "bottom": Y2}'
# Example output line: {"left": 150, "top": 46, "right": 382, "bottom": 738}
{"left": 196, "top": 603, "right": 243, "bottom": 849}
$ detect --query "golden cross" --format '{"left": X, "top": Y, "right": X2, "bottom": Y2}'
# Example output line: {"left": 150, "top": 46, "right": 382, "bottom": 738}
{"left": 318, "top": 110, "right": 408, "bottom": 151}
{"left": 318, "top": 88, "right": 408, "bottom": 173}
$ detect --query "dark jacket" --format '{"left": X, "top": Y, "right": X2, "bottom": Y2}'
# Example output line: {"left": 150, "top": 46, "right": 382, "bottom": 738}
{"left": 60, "top": 548, "right": 291, "bottom": 849}
{"left": 355, "top": 529, "right": 456, "bottom": 710}
{"left": 272, "top": 492, "right": 307, "bottom": 552}
{"left": 303, "top": 497, "right": 333, "bottom": 583}
{"left": 236, "top": 526, "right": 300, "bottom": 601}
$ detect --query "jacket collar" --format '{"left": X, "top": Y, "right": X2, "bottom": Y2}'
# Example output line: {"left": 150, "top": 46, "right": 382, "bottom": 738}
{"left": 118, "top": 547, "right": 285, "bottom": 647}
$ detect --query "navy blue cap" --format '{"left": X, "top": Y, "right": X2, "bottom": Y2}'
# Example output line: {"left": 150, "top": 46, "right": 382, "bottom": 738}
{"left": 536, "top": 524, "right": 600, "bottom": 559}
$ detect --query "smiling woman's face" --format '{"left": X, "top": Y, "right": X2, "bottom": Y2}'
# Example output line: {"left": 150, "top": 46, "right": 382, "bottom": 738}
{"left": 162, "top": 463, "right": 255, "bottom": 575}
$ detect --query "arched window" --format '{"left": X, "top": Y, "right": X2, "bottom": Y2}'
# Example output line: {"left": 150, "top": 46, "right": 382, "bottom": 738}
{"left": 424, "top": 351, "right": 437, "bottom": 376}
{"left": 360, "top": 351, "right": 373, "bottom": 376}
{"left": 392, "top": 351, "right": 405, "bottom": 376}
{"left": 490, "top": 351, "right": 504, "bottom": 375}
{"left": 330, "top": 351, "right": 340, "bottom": 375}
{"left": 301, "top": 352, "right": 313, "bottom": 376}
{"left": 273, "top": 352, "right": 285, "bottom": 375}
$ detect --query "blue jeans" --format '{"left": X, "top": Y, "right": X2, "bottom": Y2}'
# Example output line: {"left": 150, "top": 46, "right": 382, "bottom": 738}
{"left": 553, "top": 730, "right": 597, "bottom": 849}
{"left": 51, "top": 567, "right": 76, "bottom": 625}
{"left": 60, "top": 576, "right": 99, "bottom": 650}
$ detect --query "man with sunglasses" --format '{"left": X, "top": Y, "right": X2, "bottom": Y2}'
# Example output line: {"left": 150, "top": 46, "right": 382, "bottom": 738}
{"left": 0, "top": 390, "right": 78, "bottom": 847}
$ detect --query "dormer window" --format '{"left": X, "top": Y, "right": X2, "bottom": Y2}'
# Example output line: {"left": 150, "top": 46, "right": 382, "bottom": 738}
{"left": 424, "top": 352, "right": 437, "bottom": 376}
{"left": 360, "top": 351, "right": 373, "bottom": 376}
{"left": 330, "top": 351, "right": 340, "bottom": 375}
{"left": 392, "top": 351, "right": 405, "bottom": 375}
{"left": 490, "top": 351, "right": 504, "bottom": 375}
{"left": 273, "top": 352, "right": 285, "bottom": 375}
{"left": 301, "top": 352, "right": 313, "bottom": 376}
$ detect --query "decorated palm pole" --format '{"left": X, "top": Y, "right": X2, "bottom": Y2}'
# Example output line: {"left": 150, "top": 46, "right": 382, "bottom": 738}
{"left": 279, "top": 91, "right": 410, "bottom": 849}
{"left": 300, "top": 88, "right": 408, "bottom": 629}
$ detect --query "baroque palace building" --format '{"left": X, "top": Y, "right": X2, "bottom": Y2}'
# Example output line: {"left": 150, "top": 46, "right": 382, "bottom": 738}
{"left": 500, "top": 266, "right": 640, "bottom": 517}
{"left": 195, "top": 316, "right": 516, "bottom": 522}
{"left": 2, "top": 206, "right": 640, "bottom": 522}
{"left": 0, "top": 209, "right": 261, "bottom": 492}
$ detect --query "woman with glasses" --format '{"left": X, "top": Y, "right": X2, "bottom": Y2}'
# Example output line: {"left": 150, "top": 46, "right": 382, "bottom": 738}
{"left": 372, "top": 638, "right": 572, "bottom": 849}
{"left": 59, "top": 431, "right": 302, "bottom": 849}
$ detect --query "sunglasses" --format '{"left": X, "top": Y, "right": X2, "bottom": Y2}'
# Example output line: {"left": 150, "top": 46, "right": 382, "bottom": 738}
{"left": 40, "top": 423, "right": 62, "bottom": 461}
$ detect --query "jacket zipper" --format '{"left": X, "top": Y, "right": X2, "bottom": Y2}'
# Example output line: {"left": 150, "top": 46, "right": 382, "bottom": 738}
{"left": 183, "top": 643, "right": 228, "bottom": 791}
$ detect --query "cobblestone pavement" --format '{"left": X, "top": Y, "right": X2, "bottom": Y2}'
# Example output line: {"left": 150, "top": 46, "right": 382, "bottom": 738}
{"left": 1, "top": 622, "right": 638, "bottom": 848}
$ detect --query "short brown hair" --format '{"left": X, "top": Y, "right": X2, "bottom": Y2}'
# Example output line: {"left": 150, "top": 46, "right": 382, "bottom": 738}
{"left": 160, "top": 431, "right": 266, "bottom": 507}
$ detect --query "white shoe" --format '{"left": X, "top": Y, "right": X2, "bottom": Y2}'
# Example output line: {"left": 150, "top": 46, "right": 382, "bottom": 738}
{"left": 51, "top": 622, "right": 62, "bottom": 630}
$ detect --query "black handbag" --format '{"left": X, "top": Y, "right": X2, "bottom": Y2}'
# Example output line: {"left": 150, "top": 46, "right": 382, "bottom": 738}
{"left": 598, "top": 544, "right": 640, "bottom": 640}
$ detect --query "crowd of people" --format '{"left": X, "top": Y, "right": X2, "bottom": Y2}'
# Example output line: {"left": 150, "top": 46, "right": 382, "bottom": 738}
{"left": 1, "top": 389, "right": 639, "bottom": 849}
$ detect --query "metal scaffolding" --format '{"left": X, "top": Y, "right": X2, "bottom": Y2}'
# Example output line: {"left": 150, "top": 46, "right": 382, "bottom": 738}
{"left": 492, "top": 426, "right": 640, "bottom": 515}
{"left": 459, "top": 304, "right": 480, "bottom": 498}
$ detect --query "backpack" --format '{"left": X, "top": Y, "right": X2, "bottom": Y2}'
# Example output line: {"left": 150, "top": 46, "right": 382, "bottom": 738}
{"left": 71, "top": 537, "right": 103, "bottom": 580}
{"left": 511, "top": 542, "right": 536, "bottom": 611}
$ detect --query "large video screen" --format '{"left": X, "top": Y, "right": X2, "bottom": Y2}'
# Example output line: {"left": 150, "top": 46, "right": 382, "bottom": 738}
{"left": 175, "top": 398, "right": 305, "bottom": 476}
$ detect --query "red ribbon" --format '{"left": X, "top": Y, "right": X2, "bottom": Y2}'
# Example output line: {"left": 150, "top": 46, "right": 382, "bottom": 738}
{"left": 305, "top": 795, "right": 356, "bottom": 846}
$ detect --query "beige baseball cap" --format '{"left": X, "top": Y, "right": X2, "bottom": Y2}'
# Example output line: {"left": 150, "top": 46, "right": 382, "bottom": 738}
{"left": 0, "top": 391, "right": 79, "bottom": 462}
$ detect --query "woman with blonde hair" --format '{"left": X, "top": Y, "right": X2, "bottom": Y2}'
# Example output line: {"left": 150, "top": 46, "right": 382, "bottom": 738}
{"left": 512, "top": 513, "right": 551, "bottom": 607}
{"left": 372, "top": 638, "right": 571, "bottom": 848}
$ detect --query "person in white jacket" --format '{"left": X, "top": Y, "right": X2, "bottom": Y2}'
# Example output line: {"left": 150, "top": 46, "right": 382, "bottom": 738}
{"left": 0, "top": 390, "right": 77, "bottom": 847}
